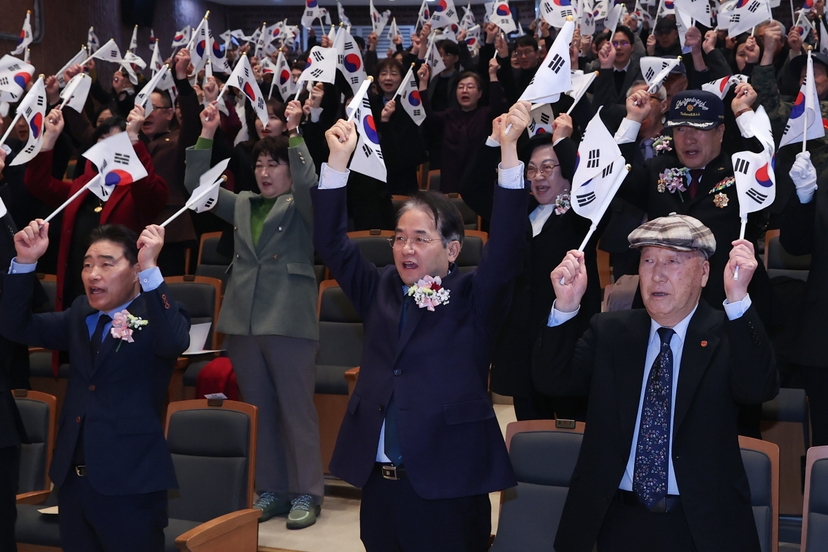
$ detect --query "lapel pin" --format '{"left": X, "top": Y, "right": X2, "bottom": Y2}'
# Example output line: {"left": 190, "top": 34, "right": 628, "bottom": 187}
{"left": 700, "top": 340, "right": 708, "bottom": 347}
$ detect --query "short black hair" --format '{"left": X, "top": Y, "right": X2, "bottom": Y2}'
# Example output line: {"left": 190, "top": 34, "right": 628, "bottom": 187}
{"left": 92, "top": 116, "right": 127, "bottom": 142}
{"left": 613, "top": 25, "right": 635, "bottom": 46}
{"left": 457, "top": 71, "right": 483, "bottom": 90}
{"left": 245, "top": 98, "right": 285, "bottom": 144}
{"left": 437, "top": 40, "right": 460, "bottom": 57}
{"left": 252, "top": 135, "right": 290, "bottom": 166}
{"left": 353, "top": 35, "right": 365, "bottom": 50}
{"left": 515, "top": 36, "right": 539, "bottom": 51}
{"left": 88, "top": 225, "right": 139, "bottom": 265}
{"left": 375, "top": 57, "right": 404, "bottom": 77}
{"left": 397, "top": 192, "right": 464, "bottom": 246}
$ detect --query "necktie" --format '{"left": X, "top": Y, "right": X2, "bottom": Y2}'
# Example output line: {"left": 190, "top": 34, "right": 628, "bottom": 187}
{"left": 641, "top": 138, "right": 654, "bottom": 161}
{"left": 385, "top": 294, "right": 412, "bottom": 466}
{"left": 633, "top": 327, "right": 675, "bottom": 509}
{"left": 614, "top": 70, "right": 627, "bottom": 93}
{"left": 688, "top": 169, "right": 704, "bottom": 199}
{"left": 90, "top": 314, "right": 111, "bottom": 361}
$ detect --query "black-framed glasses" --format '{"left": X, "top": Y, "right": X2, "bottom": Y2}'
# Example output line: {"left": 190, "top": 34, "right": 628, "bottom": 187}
{"left": 526, "top": 163, "right": 560, "bottom": 179}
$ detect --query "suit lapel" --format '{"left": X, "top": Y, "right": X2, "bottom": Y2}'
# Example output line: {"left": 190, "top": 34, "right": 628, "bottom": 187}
{"left": 674, "top": 303, "right": 720, "bottom": 431}
{"left": 235, "top": 195, "right": 255, "bottom": 256}
{"left": 91, "top": 296, "right": 148, "bottom": 377}
{"left": 616, "top": 312, "right": 652, "bottom": 438}
{"left": 255, "top": 195, "right": 295, "bottom": 255}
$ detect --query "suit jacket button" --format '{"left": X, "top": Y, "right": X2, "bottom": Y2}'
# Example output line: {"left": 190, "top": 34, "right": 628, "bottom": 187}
{"left": 75, "top": 416, "right": 81, "bottom": 423}
{"left": 393, "top": 369, "right": 401, "bottom": 376}
{"left": 89, "top": 385, "right": 95, "bottom": 391}
{"left": 272, "top": 255, "right": 278, "bottom": 260}
{"left": 379, "top": 403, "right": 385, "bottom": 412}
{"left": 234, "top": 226, "right": 238, "bottom": 231}
{"left": 286, "top": 197, "right": 292, "bottom": 202}
{"left": 236, "top": 254, "right": 240, "bottom": 259}
{"left": 278, "top": 226, "right": 283, "bottom": 231}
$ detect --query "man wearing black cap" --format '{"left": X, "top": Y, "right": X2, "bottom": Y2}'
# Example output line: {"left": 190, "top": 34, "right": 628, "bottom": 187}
{"left": 533, "top": 214, "right": 778, "bottom": 552}
{"left": 617, "top": 85, "right": 773, "bottom": 324}
{"left": 649, "top": 18, "right": 681, "bottom": 56}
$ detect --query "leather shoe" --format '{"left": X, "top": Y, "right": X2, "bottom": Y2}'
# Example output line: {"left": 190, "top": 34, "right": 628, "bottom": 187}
{"left": 253, "top": 491, "right": 291, "bottom": 522}
{"left": 286, "top": 494, "right": 321, "bottom": 529}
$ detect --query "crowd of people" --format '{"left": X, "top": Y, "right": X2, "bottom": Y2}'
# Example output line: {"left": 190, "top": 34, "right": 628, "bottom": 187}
{"left": 1, "top": 3, "right": 827, "bottom": 550}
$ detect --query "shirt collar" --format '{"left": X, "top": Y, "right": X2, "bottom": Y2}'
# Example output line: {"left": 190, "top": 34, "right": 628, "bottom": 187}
{"left": 648, "top": 302, "right": 699, "bottom": 348}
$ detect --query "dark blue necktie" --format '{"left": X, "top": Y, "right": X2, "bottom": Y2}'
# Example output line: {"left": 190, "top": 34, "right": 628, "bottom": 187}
{"left": 633, "top": 327, "right": 675, "bottom": 508}
{"left": 384, "top": 293, "right": 411, "bottom": 466}
{"left": 90, "top": 314, "right": 111, "bottom": 360}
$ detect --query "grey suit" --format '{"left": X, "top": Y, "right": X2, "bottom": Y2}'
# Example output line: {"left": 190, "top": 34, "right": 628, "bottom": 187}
{"left": 184, "top": 139, "right": 323, "bottom": 499}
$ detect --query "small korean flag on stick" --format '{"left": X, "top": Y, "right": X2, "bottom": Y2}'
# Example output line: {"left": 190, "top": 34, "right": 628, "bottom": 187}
{"left": 162, "top": 159, "right": 230, "bottom": 227}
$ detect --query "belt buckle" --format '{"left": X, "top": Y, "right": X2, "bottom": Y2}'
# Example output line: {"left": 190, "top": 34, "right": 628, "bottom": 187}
{"left": 381, "top": 465, "right": 400, "bottom": 481}
{"left": 74, "top": 465, "right": 86, "bottom": 477}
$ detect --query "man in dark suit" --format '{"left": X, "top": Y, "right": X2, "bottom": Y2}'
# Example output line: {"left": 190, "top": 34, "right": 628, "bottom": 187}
{"left": 0, "top": 222, "right": 190, "bottom": 552}
{"left": 311, "top": 104, "right": 530, "bottom": 551}
{"left": 533, "top": 214, "right": 778, "bottom": 552}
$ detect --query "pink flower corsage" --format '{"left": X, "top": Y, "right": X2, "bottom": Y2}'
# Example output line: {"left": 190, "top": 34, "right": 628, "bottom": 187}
{"left": 407, "top": 276, "right": 451, "bottom": 311}
{"left": 110, "top": 309, "right": 148, "bottom": 351}
{"left": 653, "top": 135, "right": 673, "bottom": 154}
{"left": 554, "top": 193, "right": 571, "bottom": 215}
{"left": 657, "top": 167, "right": 688, "bottom": 195}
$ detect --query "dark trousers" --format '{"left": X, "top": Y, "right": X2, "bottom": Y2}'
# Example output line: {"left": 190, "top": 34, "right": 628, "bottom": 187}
{"left": 58, "top": 470, "right": 167, "bottom": 552}
{"left": 597, "top": 495, "right": 697, "bottom": 552}
{"left": 0, "top": 446, "right": 20, "bottom": 552}
{"left": 799, "top": 365, "right": 828, "bottom": 446}
{"left": 360, "top": 469, "right": 491, "bottom": 552}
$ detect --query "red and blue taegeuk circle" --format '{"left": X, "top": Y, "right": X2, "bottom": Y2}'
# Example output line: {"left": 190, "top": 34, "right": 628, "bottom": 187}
{"left": 496, "top": 3, "right": 511, "bottom": 16}
{"left": 29, "top": 112, "right": 42, "bottom": 139}
{"left": 363, "top": 115, "right": 380, "bottom": 143}
{"left": 13, "top": 72, "right": 31, "bottom": 89}
{"left": 790, "top": 92, "right": 806, "bottom": 119}
{"left": 408, "top": 90, "right": 422, "bottom": 106}
{"left": 344, "top": 53, "right": 362, "bottom": 72}
{"left": 755, "top": 163, "right": 773, "bottom": 188}
{"left": 434, "top": 0, "right": 448, "bottom": 13}
{"left": 280, "top": 69, "right": 291, "bottom": 84}
{"left": 243, "top": 82, "right": 257, "bottom": 102}
{"left": 105, "top": 169, "right": 134, "bottom": 187}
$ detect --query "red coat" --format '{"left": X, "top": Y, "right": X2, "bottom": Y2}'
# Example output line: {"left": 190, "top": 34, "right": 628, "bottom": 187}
{"left": 25, "top": 141, "right": 168, "bottom": 312}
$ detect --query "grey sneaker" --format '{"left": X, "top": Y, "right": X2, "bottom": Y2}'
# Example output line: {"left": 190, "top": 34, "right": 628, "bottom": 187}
{"left": 253, "top": 491, "right": 291, "bottom": 522}
{"left": 286, "top": 494, "right": 321, "bottom": 529}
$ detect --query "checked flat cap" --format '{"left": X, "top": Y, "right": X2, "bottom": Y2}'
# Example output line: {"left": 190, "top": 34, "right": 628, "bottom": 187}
{"left": 628, "top": 213, "right": 716, "bottom": 259}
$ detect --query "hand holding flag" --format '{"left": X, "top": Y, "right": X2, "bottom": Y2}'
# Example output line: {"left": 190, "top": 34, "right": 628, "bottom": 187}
{"left": 161, "top": 159, "right": 229, "bottom": 227}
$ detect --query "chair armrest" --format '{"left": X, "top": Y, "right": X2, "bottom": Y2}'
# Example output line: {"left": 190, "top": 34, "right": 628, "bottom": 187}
{"left": 174, "top": 509, "right": 261, "bottom": 552}
{"left": 17, "top": 490, "right": 52, "bottom": 505}
{"left": 345, "top": 366, "right": 360, "bottom": 397}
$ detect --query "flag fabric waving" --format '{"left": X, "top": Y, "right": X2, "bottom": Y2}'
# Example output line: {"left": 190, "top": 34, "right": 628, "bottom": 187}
{"left": 673, "top": 0, "right": 712, "bottom": 27}
{"left": 56, "top": 47, "right": 88, "bottom": 88}
{"left": 299, "top": 46, "right": 338, "bottom": 85}
{"left": 370, "top": 0, "right": 392, "bottom": 35}
{"left": 430, "top": 0, "right": 461, "bottom": 29}
{"left": 727, "top": 0, "right": 773, "bottom": 38}
{"left": 640, "top": 56, "right": 681, "bottom": 92}
{"left": 397, "top": 65, "right": 426, "bottom": 126}
{"left": 60, "top": 73, "right": 92, "bottom": 113}
{"left": 128, "top": 25, "right": 139, "bottom": 53}
{"left": 10, "top": 77, "right": 48, "bottom": 167}
{"left": 417, "top": 0, "right": 432, "bottom": 29}
{"left": 0, "top": 55, "right": 35, "bottom": 103}
{"left": 349, "top": 93, "right": 387, "bottom": 182}
{"left": 527, "top": 103, "right": 555, "bottom": 137}
{"left": 571, "top": 109, "right": 624, "bottom": 195}
{"left": 732, "top": 149, "right": 775, "bottom": 217}
{"left": 272, "top": 52, "right": 297, "bottom": 100}
{"left": 335, "top": 27, "right": 367, "bottom": 94}
{"left": 134, "top": 65, "right": 169, "bottom": 117}
{"left": 490, "top": 1, "right": 518, "bottom": 34}
{"left": 189, "top": 16, "right": 211, "bottom": 74}
{"left": 226, "top": 54, "right": 269, "bottom": 126}
{"left": 171, "top": 25, "right": 191, "bottom": 48}
{"left": 338, "top": 1, "right": 352, "bottom": 26}
{"left": 779, "top": 50, "right": 825, "bottom": 147}
{"left": 11, "top": 11, "right": 33, "bottom": 56}
{"left": 425, "top": 35, "right": 447, "bottom": 81}
{"left": 302, "top": 0, "right": 327, "bottom": 29}
{"left": 83, "top": 131, "right": 149, "bottom": 201}
{"left": 460, "top": 3, "right": 477, "bottom": 29}
{"left": 518, "top": 19, "right": 574, "bottom": 103}
{"left": 541, "top": 0, "right": 577, "bottom": 29}
{"left": 88, "top": 27, "right": 100, "bottom": 53}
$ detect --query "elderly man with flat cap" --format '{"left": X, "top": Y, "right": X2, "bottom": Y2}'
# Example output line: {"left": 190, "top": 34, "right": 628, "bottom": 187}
{"left": 533, "top": 214, "right": 778, "bottom": 552}
{"left": 617, "top": 86, "right": 773, "bottom": 324}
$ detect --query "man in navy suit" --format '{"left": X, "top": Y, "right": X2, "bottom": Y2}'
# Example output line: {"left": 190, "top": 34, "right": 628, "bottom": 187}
{"left": 0, "top": 222, "right": 190, "bottom": 552}
{"left": 311, "top": 103, "right": 531, "bottom": 551}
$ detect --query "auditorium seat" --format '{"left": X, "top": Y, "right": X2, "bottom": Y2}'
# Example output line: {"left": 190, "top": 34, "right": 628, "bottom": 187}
{"left": 14, "top": 390, "right": 56, "bottom": 495}
{"left": 739, "top": 436, "right": 780, "bottom": 552}
{"left": 194, "top": 232, "right": 232, "bottom": 294}
{"left": 801, "top": 445, "right": 828, "bottom": 551}
{"left": 490, "top": 419, "right": 585, "bottom": 551}
{"left": 315, "top": 280, "right": 364, "bottom": 472}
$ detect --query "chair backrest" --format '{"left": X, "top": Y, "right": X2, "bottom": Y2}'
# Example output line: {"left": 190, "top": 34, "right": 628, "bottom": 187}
{"left": 34, "top": 274, "right": 56, "bottom": 313}
{"left": 764, "top": 229, "right": 810, "bottom": 281}
{"left": 490, "top": 420, "right": 585, "bottom": 551}
{"left": 446, "top": 193, "right": 481, "bottom": 230}
{"left": 195, "top": 232, "right": 232, "bottom": 292}
{"left": 739, "top": 435, "right": 780, "bottom": 552}
{"left": 802, "top": 445, "right": 828, "bottom": 551}
{"left": 761, "top": 387, "right": 811, "bottom": 455}
{"left": 165, "top": 399, "right": 257, "bottom": 523}
{"left": 164, "top": 276, "right": 223, "bottom": 350}
{"left": 455, "top": 230, "right": 487, "bottom": 274}
{"left": 346, "top": 230, "right": 395, "bottom": 270}
{"left": 13, "top": 390, "right": 56, "bottom": 493}
{"left": 316, "top": 281, "right": 364, "bottom": 395}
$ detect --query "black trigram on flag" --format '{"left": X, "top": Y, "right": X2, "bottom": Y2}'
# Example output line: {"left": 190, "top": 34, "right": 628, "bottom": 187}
{"left": 362, "top": 144, "right": 373, "bottom": 158}
{"left": 243, "top": 67, "right": 250, "bottom": 78}
{"left": 338, "top": 55, "right": 344, "bottom": 65}
{"left": 586, "top": 149, "right": 600, "bottom": 168}
{"left": 746, "top": 189, "right": 768, "bottom": 203}
{"left": 375, "top": 148, "right": 384, "bottom": 160}
{"left": 310, "top": 68, "right": 323, "bottom": 78}
{"left": 98, "top": 184, "right": 110, "bottom": 198}
{"left": 576, "top": 191, "right": 596, "bottom": 207}
{"left": 601, "top": 162, "right": 614, "bottom": 178}
{"left": 24, "top": 106, "right": 32, "bottom": 117}
{"left": 109, "top": 50, "right": 118, "bottom": 58}
{"left": 350, "top": 76, "right": 360, "bottom": 84}
{"left": 748, "top": 1, "right": 760, "bottom": 12}
{"left": 783, "top": 124, "right": 790, "bottom": 135}
{"left": 645, "top": 67, "right": 655, "bottom": 81}
{"left": 731, "top": 13, "right": 741, "bottom": 23}
{"left": 446, "top": 8, "right": 455, "bottom": 17}
{"left": 23, "top": 144, "right": 36, "bottom": 154}
{"left": 412, "top": 108, "right": 422, "bottom": 116}
{"left": 113, "top": 152, "right": 131, "bottom": 165}
{"left": 305, "top": 9, "right": 314, "bottom": 16}
{"left": 36, "top": 96, "right": 44, "bottom": 107}
{"left": 0, "top": 77, "right": 8, "bottom": 86}
{"left": 543, "top": 2, "right": 553, "bottom": 12}
{"left": 237, "top": 76, "right": 245, "bottom": 88}
{"left": 8, "top": 64, "right": 20, "bottom": 71}
{"left": 202, "top": 197, "right": 215, "bottom": 209}
{"left": 734, "top": 158, "right": 750, "bottom": 174}
{"left": 312, "top": 50, "right": 324, "bottom": 62}
{"left": 561, "top": 9, "right": 573, "bottom": 16}
{"left": 540, "top": 112, "right": 550, "bottom": 124}
{"left": 344, "top": 40, "right": 354, "bottom": 51}
{"left": 547, "top": 54, "right": 565, "bottom": 74}
{"left": 257, "top": 98, "right": 265, "bottom": 110}
{"left": 100, "top": 159, "right": 109, "bottom": 172}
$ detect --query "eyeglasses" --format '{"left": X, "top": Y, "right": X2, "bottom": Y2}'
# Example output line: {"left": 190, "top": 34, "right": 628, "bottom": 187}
{"left": 611, "top": 40, "right": 631, "bottom": 47}
{"left": 151, "top": 105, "right": 172, "bottom": 110}
{"left": 526, "top": 163, "right": 560, "bottom": 179}
{"left": 457, "top": 84, "right": 478, "bottom": 91}
{"left": 387, "top": 236, "right": 441, "bottom": 248}
{"left": 514, "top": 49, "right": 536, "bottom": 58}
{"left": 653, "top": 29, "right": 674, "bottom": 36}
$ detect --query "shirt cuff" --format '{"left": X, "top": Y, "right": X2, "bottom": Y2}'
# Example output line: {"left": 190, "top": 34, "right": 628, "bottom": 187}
{"left": 485, "top": 136, "right": 500, "bottom": 147}
{"left": 309, "top": 107, "right": 323, "bottom": 123}
{"left": 547, "top": 300, "right": 580, "bottom": 327}
{"left": 723, "top": 293, "right": 752, "bottom": 320}
{"left": 615, "top": 118, "right": 641, "bottom": 144}
{"left": 497, "top": 162, "right": 525, "bottom": 189}
{"left": 195, "top": 137, "right": 214, "bottom": 150}
{"left": 736, "top": 110, "right": 755, "bottom": 138}
{"left": 9, "top": 258, "right": 37, "bottom": 274}
{"left": 318, "top": 163, "right": 349, "bottom": 189}
{"left": 138, "top": 266, "right": 163, "bottom": 292}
